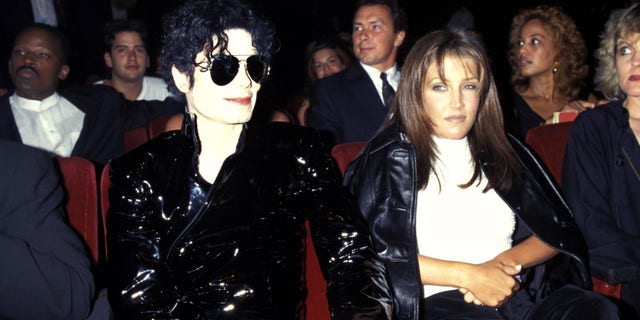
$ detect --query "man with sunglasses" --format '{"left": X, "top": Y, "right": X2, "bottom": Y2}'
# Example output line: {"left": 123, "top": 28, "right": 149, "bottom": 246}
{"left": 0, "top": 23, "right": 182, "bottom": 167}
{"left": 105, "top": 0, "right": 392, "bottom": 319}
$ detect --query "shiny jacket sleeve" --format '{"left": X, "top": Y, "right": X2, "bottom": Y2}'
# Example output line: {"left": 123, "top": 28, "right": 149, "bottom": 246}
{"left": 0, "top": 143, "right": 94, "bottom": 320}
{"left": 562, "top": 105, "right": 640, "bottom": 283}
{"left": 106, "top": 155, "right": 189, "bottom": 319}
{"left": 302, "top": 129, "right": 392, "bottom": 319}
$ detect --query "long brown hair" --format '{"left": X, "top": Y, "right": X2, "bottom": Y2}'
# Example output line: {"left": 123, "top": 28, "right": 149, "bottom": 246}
{"left": 384, "top": 28, "right": 517, "bottom": 191}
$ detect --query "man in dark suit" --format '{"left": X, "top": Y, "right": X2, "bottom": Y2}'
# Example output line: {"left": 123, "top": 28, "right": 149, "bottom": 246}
{"left": 0, "top": 23, "right": 182, "bottom": 166}
{"left": 307, "top": 0, "right": 407, "bottom": 144}
{"left": 0, "top": 139, "right": 95, "bottom": 320}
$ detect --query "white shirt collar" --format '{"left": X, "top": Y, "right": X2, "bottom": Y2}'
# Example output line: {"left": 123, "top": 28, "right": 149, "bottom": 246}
{"left": 11, "top": 92, "right": 60, "bottom": 112}
{"left": 360, "top": 62, "right": 400, "bottom": 89}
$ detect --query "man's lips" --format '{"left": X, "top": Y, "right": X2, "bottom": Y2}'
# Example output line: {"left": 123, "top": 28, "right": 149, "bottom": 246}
{"left": 16, "top": 65, "right": 38, "bottom": 78}
{"left": 358, "top": 46, "right": 374, "bottom": 53}
{"left": 225, "top": 97, "right": 252, "bottom": 105}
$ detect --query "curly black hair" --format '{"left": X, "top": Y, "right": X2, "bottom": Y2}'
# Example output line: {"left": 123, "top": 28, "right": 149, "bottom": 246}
{"left": 160, "top": 0, "right": 275, "bottom": 101}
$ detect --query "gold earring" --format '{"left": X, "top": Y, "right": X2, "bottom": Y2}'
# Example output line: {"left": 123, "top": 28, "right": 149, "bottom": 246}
{"left": 553, "top": 62, "right": 558, "bottom": 73}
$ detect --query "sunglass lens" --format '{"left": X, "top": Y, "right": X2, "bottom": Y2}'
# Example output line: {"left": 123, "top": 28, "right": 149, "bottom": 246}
{"left": 247, "top": 55, "right": 268, "bottom": 83}
{"left": 210, "top": 55, "right": 239, "bottom": 86}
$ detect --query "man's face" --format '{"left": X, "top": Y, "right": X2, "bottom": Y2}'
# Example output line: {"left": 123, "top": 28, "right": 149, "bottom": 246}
{"left": 173, "top": 29, "right": 262, "bottom": 126}
{"left": 8, "top": 27, "right": 69, "bottom": 100}
{"left": 105, "top": 31, "right": 149, "bottom": 83}
{"left": 352, "top": 4, "right": 405, "bottom": 71}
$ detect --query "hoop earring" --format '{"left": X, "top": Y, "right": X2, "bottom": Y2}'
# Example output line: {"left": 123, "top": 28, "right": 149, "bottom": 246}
{"left": 553, "top": 62, "right": 559, "bottom": 73}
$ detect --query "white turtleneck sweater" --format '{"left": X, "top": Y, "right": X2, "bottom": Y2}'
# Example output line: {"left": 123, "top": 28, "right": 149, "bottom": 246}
{"left": 416, "top": 136, "right": 515, "bottom": 298}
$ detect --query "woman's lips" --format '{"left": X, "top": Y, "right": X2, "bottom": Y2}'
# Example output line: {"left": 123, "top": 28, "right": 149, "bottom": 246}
{"left": 629, "top": 75, "right": 640, "bottom": 81}
{"left": 445, "top": 115, "right": 466, "bottom": 123}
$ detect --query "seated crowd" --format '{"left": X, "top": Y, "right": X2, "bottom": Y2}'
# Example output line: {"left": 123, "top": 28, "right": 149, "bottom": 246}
{"left": 1, "top": 0, "right": 638, "bottom": 319}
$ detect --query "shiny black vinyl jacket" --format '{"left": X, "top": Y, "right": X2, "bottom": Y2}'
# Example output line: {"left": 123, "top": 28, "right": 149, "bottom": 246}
{"left": 106, "top": 119, "right": 392, "bottom": 319}
{"left": 344, "top": 122, "right": 592, "bottom": 320}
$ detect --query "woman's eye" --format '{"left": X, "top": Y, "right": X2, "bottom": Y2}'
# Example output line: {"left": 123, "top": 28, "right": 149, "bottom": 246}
{"left": 618, "top": 46, "right": 632, "bottom": 56}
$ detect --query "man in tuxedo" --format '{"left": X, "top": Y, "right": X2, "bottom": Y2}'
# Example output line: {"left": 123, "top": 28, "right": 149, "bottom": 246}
{"left": 307, "top": 0, "right": 407, "bottom": 144}
{"left": 0, "top": 23, "right": 182, "bottom": 166}
{"left": 0, "top": 139, "right": 95, "bottom": 320}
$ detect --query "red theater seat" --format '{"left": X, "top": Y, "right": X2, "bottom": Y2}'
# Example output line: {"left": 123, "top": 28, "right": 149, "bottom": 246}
{"left": 525, "top": 123, "right": 621, "bottom": 300}
{"left": 56, "top": 157, "right": 100, "bottom": 264}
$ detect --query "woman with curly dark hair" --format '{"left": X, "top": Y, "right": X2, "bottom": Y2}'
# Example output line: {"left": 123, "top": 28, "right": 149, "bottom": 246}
{"left": 506, "top": 5, "right": 602, "bottom": 139}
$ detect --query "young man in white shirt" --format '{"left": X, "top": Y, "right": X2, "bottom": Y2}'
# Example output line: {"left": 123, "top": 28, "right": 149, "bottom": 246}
{"left": 97, "top": 19, "right": 171, "bottom": 101}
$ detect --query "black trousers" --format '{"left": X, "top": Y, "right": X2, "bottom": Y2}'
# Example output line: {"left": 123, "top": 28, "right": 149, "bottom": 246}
{"left": 422, "top": 285, "right": 619, "bottom": 320}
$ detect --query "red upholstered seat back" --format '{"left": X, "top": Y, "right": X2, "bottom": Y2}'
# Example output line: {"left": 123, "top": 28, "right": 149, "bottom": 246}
{"left": 148, "top": 114, "right": 174, "bottom": 139}
{"left": 56, "top": 157, "right": 99, "bottom": 264}
{"left": 524, "top": 122, "right": 573, "bottom": 184}
{"left": 525, "top": 123, "right": 621, "bottom": 299}
{"left": 331, "top": 141, "right": 367, "bottom": 176}
{"left": 123, "top": 127, "right": 149, "bottom": 152}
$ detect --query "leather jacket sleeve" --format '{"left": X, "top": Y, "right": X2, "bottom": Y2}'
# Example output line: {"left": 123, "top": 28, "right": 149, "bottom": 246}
{"left": 106, "top": 141, "right": 200, "bottom": 319}
{"left": 303, "top": 129, "right": 392, "bottom": 319}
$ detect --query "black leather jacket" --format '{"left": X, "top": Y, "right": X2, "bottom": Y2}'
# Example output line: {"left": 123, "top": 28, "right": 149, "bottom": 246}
{"left": 344, "top": 122, "right": 591, "bottom": 320}
{"left": 106, "top": 118, "right": 391, "bottom": 319}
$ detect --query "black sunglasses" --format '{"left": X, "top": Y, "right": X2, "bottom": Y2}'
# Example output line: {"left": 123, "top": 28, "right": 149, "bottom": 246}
{"left": 207, "top": 54, "right": 269, "bottom": 86}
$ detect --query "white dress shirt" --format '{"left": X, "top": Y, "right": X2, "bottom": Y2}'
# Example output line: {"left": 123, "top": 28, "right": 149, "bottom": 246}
{"left": 10, "top": 92, "right": 84, "bottom": 157}
{"left": 360, "top": 62, "right": 399, "bottom": 107}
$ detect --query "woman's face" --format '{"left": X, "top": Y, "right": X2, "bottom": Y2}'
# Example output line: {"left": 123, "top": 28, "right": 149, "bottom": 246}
{"left": 177, "top": 28, "right": 262, "bottom": 126}
{"left": 516, "top": 19, "right": 556, "bottom": 78}
{"left": 423, "top": 55, "right": 480, "bottom": 140}
{"left": 615, "top": 32, "right": 640, "bottom": 99}
{"left": 313, "top": 48, "right": 346, "bottom": 79}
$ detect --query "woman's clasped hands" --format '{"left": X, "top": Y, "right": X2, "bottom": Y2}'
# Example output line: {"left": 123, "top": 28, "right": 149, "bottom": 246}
{"left": 457, "top": 261, "right": 522, "bottom": 307}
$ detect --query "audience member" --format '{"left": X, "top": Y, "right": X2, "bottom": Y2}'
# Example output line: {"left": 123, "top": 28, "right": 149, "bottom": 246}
{"left": 562, "top": 3, "right": 640, "bottom": 318}
{"left": 506, "top": 5, "right": 601, "bottom": 139}
{"left": 96, "top": 19, "right": 171, "bottom": 101}
{"left": 0, "top": 23, "right": 182, "bottom": 166}
{"left": 273, "top": 36, "right": 354, "bottom": 125}
{"left": 307, "top": 0, "right": 407, "bottom": 144}
{"left": 105, "top": 0, "right": 392, "bottom": 318}
{"left": 344, "top": 28, "right": 619, "bottom": 320}
{"left": 0, "top": 139, "right": 95, "bottom": 320}
{"left": 0, "top": 0, "right": 72, "bottom": 94}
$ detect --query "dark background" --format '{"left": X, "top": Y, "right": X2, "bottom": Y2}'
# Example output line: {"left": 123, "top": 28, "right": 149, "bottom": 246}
{"left": 2, "top": 0, "right": 632, "bottom": 109}
{"left": 255, "top": 0, "right": 630, "bottom": 107}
